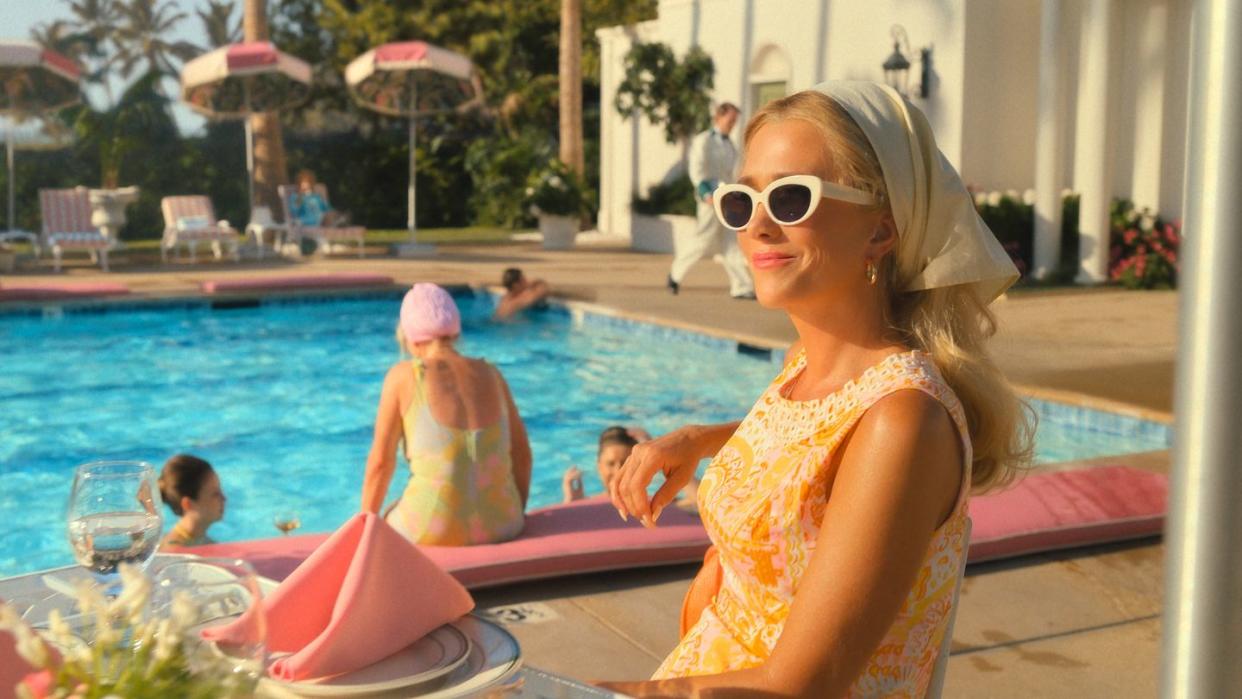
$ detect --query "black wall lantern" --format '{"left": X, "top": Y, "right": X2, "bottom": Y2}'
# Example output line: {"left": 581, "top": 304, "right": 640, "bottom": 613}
{"left": 882, "top": 25, "right": 933, "bottom": 99}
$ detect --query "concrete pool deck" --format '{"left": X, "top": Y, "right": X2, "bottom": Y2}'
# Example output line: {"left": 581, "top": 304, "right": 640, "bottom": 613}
{"left": 1, "top": 239, "right": 1178, "bottom": 696}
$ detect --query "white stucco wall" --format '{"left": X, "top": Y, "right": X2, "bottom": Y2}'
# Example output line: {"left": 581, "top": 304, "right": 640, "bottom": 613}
{"left": 960, "top": 0, "right": 1041, "bottom": 191}
{"left": 596, "top": 0, "right": 1190, "bottom": 240}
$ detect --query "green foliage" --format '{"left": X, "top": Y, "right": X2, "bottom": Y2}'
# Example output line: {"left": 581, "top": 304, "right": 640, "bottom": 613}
{"left": 524, "top": 158, "right": 593, "bottom": 218}
{"left": 615, "top": 43, "right": 715, "bottom": 144}
{"left": 632, "top": 176, "right": 696, "bottom": 216}
{"left": 70, "top": 71, "right": 175, "bottom": 188}
{"left": 970, "top": 189, "right": 1080, "bottom": 280}
{"left": 1109, "top": 199, "right": 1180, "bottom": 289}
{"left": 465, "top": 127, "right": 555, "bottom": 228}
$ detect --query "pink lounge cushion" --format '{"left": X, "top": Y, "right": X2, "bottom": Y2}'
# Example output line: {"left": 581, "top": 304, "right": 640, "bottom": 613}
{"left": 968, "top": 465, "right": 1167, "bottom": 563}
{"left": 190, "top": 496, "right": 710, "bottom": 587}
{"left": 188, "top": 466, "right": 1168, "bottom": 587}
{"left": 200, "top": 273, "right": 393, "bottom": 294}
{"left": 0, "top": 282, "right": 130, "bottom": 301}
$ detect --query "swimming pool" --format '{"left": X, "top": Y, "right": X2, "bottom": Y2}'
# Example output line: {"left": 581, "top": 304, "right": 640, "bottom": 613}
{"left": 0, "top": 292, "right": 1170, "bottom": 577}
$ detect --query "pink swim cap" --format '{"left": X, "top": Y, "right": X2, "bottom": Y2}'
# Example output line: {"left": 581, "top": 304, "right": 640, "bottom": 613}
{"left": 399, "top": 283, "right": 461, "bottom": 343}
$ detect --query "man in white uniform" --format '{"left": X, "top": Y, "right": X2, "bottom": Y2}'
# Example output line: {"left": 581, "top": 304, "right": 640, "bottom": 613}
{"left": 669, "top": 102, "right": 755, "bottom": 299}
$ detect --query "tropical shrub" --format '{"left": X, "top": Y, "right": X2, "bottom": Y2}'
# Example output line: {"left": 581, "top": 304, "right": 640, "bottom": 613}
{"left": 525, "top": 158, "right": 593, "bottom": 218}
{"left": 1109, "top": 199, "right": 1180, "bottom": 289}
{"left": 632, "top": 176, "right": 695, "bottom": 216}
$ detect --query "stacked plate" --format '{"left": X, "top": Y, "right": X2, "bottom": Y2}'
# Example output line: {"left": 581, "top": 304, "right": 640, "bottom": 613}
{"left": 257, "top": 615, "right": 522, "bottom": 698}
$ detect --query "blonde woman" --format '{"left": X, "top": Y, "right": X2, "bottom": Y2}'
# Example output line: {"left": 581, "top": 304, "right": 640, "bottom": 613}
{"left": 604, "top": 81, "right": 1034, "bottom": 697}
{"left": 362, "top": 283, "right": 531, "bottom": 545}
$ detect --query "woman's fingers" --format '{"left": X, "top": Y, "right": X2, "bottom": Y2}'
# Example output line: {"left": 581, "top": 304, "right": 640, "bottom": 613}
{"left": 649, "top": 468, "right": 691, "bottom": 524}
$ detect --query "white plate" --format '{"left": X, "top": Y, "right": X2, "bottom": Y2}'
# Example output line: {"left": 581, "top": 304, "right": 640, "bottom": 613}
{"left": 260, "top": 624, "right": 472, "bottom": 697}
{"left": 407, "top": 615, "right": 523, "bottom": 699}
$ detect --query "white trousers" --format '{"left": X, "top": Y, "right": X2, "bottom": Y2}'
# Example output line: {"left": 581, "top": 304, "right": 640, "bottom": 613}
{"left": 670, "top": 200, "right": 754, "bottom": 296}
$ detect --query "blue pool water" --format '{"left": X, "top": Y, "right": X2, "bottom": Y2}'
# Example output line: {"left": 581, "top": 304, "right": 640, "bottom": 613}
{"left": 0, "top": 293, "right": 1169, "bottom": 577}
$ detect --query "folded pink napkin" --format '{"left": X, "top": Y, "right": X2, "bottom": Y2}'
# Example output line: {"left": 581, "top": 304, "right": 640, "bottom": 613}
{"left": 202, "top": 512, "right": 474, "bottom": 681}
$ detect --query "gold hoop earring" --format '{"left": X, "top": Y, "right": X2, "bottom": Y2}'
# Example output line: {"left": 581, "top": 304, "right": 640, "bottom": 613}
{"left": 865, "top": 260, "right": 878, "bottom": 286}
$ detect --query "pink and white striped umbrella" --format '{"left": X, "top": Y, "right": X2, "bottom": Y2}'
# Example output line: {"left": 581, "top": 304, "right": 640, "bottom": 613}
{"left": 181, "top": 41, "right": 311, "bottom": 118}
{"left": 180, "top": 42, "right": 311, "bottom": 208}
{"left": 0, "top": 41, "right": 80, "bottom": 115}
{"left": 344, "top": 41, "right": 481, "bottom": 118}
{"left": 344, "top": 41, "right": 482, "bottom": 242}
{"left": 0, "top": 41, "right": 80, "bottom": 236}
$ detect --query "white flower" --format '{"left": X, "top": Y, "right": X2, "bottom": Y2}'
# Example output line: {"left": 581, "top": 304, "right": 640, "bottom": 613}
{"left": 1022, "top": 188, "right": 1037, "bottom": 205}
{"left": 986, "top": 191, "right": 1002, "bottom": 207}
{"left": 0, "top": 604, "right": 21, "bottom": 632}
{"left": 548, "top": 175, "right": 563, "bottom": 188}
{"left": 973, "top": 191, "right": 987, "bottom": 208}
{"left": 1005, "top": 189, "right": 1020, "bottom": 201}
{"left": 153, "top": 618, "right": 178, "bottom": 663}
{"left": 14, "top": 625, "right": 50, "bottom": 668}
{"left": 47, "top": 609, "right": 76, "bottom": 650}
{"left": 1139, "top": 212, "right": 1155, "bottom": 232}
{"left": 110, "top": 564, "right": 151, "bottom": 624}
{"left": 524, "top": 186, "right": 534, "bottom": 196}
{"left": 170, "top": 591, "right": 197, "bottom": 632}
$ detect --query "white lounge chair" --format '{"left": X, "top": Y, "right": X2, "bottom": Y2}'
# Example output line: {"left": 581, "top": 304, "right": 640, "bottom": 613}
{"left": 160, "top": 195, "right": 240, "bottom": 262}
{"left": 38, "top": 187, "right": 110, "bottom": 272}
{"left": 277, "top": 183, "right": 365, "bottom": 258}
{"left": 244, "top": 205, "right": 288, "bottom": 259}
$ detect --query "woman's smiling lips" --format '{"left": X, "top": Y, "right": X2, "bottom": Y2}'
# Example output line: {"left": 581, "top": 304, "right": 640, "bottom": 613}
{"left": 751, "top": 251, "right": 796, "bottom": 269}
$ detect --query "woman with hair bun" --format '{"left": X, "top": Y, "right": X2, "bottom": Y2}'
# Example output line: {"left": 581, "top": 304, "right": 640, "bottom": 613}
{"left": 158, "top": 453, "right": 226, "bottom": 549}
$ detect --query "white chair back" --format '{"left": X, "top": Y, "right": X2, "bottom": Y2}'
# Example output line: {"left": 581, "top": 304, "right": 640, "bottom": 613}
{"left": 924, "top": 516, "right": 971, "bottom": 699}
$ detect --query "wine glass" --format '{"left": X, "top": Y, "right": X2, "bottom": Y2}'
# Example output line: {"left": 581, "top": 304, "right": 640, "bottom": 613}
{"left": 150, "top": 557, "right": 267, "bottom": 688}
{"left": 273, "top": 511, "right": 301, "bottom": 536}
{"left": 66, "top": 460, "right": 163, "bottom": 593}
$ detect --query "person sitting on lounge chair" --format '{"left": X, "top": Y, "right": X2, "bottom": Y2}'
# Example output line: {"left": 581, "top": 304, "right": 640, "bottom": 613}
{"left": 493, "top": 267, "right": 550, "bottom": 320}
{"left": 290, "top": 169, "right": 349, "bottom": 227}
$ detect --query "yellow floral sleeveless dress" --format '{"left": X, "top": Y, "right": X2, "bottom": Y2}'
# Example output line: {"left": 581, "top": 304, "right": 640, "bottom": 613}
{"left": 654, "top": 349, "right": 972, "bottom": 698}
{"left": 384, "top": 359, "right": 524, "bottom": 546}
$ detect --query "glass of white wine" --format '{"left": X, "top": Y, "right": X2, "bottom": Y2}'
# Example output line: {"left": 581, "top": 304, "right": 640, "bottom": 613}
{"left": 273, "top": 511, "right": 301, "bottom": 536}
{"left": 66, "top": 460, "right": 163, "bottom": 593}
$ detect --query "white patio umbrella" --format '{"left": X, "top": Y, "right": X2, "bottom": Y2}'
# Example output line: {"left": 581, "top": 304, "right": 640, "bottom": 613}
{"left": 180, "top": 41, "right": 311, "bottom": 210}
{"left": 344, "top": 41, "right": 482, "bottom": 253}
{"left": 0, "top": 41, "right": 81, "bottom": 242}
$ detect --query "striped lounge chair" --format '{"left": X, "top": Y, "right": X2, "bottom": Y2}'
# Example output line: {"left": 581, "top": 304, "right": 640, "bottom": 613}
{"left": 38, "top": 187, "right": 111, "bottom": 272}
{"left": 277, "top": 184, "right": 365, "bottom": 258}
{"left": 160, "top": 195, "right": 240, "bottom": 263}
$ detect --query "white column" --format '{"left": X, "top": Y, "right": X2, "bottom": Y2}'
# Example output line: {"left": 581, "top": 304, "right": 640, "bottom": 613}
{"left": 1033, "top": 0, "right": 1064, "bottom": 280}
{"left": 1073, "top": 0, "right": 1114, "bottom": 284}
{"left": 1162, "top": 0, "right": 1242, "bottom": 694}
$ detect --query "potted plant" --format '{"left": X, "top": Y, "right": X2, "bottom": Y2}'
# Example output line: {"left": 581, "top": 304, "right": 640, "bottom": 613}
{"left": 524, "top": 160, "right": 591, "bottom": 250}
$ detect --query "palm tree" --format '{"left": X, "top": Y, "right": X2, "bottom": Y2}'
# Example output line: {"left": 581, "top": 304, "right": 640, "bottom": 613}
{"left": 65, "top": 0, "right": 120, "bottom": 104}
{"left": 558, "top": 0, "right": 584, "bottom": 176}
{"left": 243, "top": 0, "right": 288, "bottom": 213}
{"left": 198, "top": 0, "right": 241, "bottom": 50}
{"left": 111, "top": 0, "right": 199, "bottom": 80}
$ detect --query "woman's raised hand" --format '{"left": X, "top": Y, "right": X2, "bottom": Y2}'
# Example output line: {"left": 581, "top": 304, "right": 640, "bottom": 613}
{"left": 609, "top": 425, "right": 704, "bottom": 528}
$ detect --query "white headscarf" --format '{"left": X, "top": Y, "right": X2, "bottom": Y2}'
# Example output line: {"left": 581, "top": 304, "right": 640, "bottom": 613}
{"left": 811, "top": 80, "right": 1018, "bottom": 303}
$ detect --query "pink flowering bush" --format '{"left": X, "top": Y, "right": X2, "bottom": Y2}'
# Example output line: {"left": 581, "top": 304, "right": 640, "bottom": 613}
{"left": 1109, "top": 199, "right": 1181, "bottom": 289}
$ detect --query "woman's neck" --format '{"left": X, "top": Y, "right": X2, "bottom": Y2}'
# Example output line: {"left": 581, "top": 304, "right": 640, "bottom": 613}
{"left": 785, "top": 297, "right": 905, "bottom": 399}
{"left": 174, "top": 513, "right": 209, "bottom": 540}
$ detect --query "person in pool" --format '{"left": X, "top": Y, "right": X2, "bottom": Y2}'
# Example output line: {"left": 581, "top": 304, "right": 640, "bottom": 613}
{"left": 363, "top": 283, "right": 532, "bottom": 545}
{"left": 493, "top": 267, "right": 550, "bottom": 321}
{"left": 158, "top": 454, "right": 226, "bottom": 549}
{"left": 562, "top": 426, "right": 699, "bottom": 511}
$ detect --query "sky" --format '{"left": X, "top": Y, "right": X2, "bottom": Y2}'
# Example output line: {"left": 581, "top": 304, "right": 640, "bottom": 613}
{"left": 3, "top": 0, "right": 219, "bottom": 134}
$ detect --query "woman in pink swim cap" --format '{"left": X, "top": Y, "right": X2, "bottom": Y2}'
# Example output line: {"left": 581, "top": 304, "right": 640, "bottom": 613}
{"left": 362, "top": 283, "right": 531, "bottom": 545}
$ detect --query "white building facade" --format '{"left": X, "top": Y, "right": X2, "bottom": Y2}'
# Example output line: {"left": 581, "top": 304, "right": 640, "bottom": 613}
{"left": 596, "top": 0, "right": 1192, "bottom": 282}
